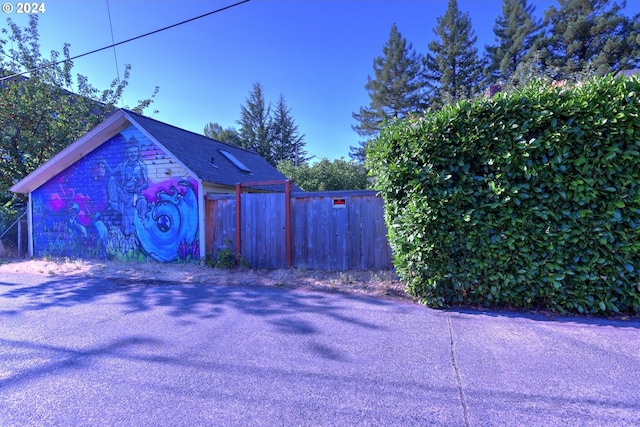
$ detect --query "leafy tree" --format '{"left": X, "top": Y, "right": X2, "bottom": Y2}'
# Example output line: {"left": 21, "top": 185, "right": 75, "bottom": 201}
{"left": 533, "top": 0, "right": 640, "bottom": 77}
{"left": 351, "top": 23, "right": 424, "bottom": 162}
{"left": 203, "top": 122, "right": 242, "bottom": 146}
{"left": 277, "top": 158, "right": 369, "bottom": 192}
{"left": 485, "top": 0, "right": 542, "bottom": 83}
{"left": 424, "top": 0, "right": 485, "bottom": 108}
{"left": 0, "top": 15, "right": 157, "bottom": 218}
{"left": 271, "top": 94, "right": 309, "bottom": 166}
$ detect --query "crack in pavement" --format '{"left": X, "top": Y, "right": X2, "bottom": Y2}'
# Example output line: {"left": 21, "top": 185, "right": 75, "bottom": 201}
{"left": 448, "top": 312, "right": 470, "bottom": 427}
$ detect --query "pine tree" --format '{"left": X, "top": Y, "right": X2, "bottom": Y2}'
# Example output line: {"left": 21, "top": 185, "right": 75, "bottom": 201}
{"left": 533, "top": 0, "right": 640, "bottom": 77}
{"left": 271, "top": 94, "right": 308, "bottom": 166}
{"left": 237, "top": 82, "right": 274, "bottom": 163}
{"left": 424, "top": 0, "right": 485, "bottom": 108}
{"left": 350, "top": 23, "right": 424, "bottom": 162}
{"left": 485, "top": 0, "right": 542, "bottom": 83}
{"left": 218, "top": 83, "right": 307, "bottom": 167}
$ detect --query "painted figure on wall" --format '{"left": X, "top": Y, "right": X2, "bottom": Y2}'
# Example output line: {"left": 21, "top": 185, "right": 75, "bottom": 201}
{"left": 31, "top": 126, "right": 200, "bottom": 263}
{"left": 107, "top": 135, "right": 148, "bottom": 236}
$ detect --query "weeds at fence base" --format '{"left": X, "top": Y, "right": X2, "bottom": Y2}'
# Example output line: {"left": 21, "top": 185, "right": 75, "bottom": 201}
{"left": 205, "top": 249, "right": 250, "bottom": 269}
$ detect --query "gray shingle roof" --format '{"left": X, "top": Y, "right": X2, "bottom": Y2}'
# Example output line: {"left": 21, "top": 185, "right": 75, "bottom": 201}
{"left": 616, "top": 68, "right": 640, "bottom": 77}
{"left": 125, "top": 110, "right": 294, "bottom": 191}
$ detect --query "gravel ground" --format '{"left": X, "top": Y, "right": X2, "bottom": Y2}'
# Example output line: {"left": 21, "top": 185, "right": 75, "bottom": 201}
{"left": 0, "top": 258, "right": 411, "bottom": 301}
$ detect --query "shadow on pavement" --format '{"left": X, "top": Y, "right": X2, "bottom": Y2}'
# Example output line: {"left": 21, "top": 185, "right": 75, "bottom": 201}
{"left": 0, "top": 336, "right": 162, "bottom": 391}
{"left": 0, "top": 274, "right": 387, "bottom": 330}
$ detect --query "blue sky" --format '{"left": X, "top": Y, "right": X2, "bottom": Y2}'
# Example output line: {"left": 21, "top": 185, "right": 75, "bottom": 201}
{"left": 3, "top": 0, "right": 639, "bottom": 162}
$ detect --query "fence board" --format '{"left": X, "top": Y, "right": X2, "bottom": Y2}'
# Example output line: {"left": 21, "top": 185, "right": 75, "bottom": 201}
{"left": 241, "top": 193, "right": 286, "bottom": 269}
{"left": 205, "top": 196, "right": 236, "bottom": 257}
{"left": 205, "top": 190, "right": 392, "bottom": 270}
{"left": 348, "top": 195, "right": 362, "bottom": 269}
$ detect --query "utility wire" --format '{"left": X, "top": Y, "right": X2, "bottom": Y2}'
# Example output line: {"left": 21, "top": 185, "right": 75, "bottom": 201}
{"left": 0, "top": 0, "right": 251, "bottom": 82}
{"left": 107, "top": 0, "right": 124, "bottom": 107}
{"left": 105, "top": 0, "right": 122, "bottom": 106}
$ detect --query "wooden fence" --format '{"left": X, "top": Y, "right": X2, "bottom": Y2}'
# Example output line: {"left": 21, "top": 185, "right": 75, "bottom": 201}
{"left": 205, "top": 190, "right": 392, "bottom": 270}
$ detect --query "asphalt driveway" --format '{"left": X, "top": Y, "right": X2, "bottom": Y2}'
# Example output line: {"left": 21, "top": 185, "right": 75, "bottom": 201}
{"left": 1, "top": 272, "right": 639, "bottom": 426}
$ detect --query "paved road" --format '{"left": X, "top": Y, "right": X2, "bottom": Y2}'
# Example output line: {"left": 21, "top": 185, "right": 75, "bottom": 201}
{"left": 0, "top": 272, "right": 639, "bottom": 426}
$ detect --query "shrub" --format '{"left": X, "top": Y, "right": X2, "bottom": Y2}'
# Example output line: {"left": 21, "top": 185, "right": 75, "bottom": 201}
{"left": 367, "top": 76, "right": 640, "bottom": 314}
{"left": 205, "top": 240, "right": 249, "bottom": 269}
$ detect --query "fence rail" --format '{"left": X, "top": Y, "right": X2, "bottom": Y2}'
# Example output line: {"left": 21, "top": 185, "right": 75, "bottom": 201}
{"left": 205, "top": 190, "right": 392, "bottom": 270}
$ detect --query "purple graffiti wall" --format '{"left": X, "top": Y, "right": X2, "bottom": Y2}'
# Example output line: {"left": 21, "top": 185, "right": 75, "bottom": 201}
{"left": 31, "top": 125, "right": 200, "bottom": 262}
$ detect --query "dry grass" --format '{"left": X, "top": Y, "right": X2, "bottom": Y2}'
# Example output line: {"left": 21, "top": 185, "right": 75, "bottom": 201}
{"left": 0, "top": 258, "right": 412, "bottom": 302}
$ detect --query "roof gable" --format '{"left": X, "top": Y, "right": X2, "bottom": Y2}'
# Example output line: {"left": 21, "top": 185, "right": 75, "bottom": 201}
{"left": 10, "top": 110, "right": 130, "bottom": 193}
{"left": 11, "top": 109, "right": 293, "bottom": 194}
{"left": 123, "top": 110, "right": 291, "bottom": 189}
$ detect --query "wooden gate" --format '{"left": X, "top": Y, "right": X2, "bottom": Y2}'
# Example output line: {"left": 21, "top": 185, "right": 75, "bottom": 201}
{"left": 205, "top": 190, "right": 392, "bottom": 270}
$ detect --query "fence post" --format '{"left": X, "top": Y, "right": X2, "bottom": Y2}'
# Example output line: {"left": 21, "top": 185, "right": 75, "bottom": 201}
{"left": 285, "top": 180, "right": 292, "bottom": 268}
{"left": 17, "top": 218, "right": 21, "bottom": 257}
{"left": 235, "top": 183, "right": 241, "bottom": 265}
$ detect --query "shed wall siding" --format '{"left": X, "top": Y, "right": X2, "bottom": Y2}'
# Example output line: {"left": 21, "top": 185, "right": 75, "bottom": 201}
{"left": 31, "top": 125, "right": 200, "bottom": 262}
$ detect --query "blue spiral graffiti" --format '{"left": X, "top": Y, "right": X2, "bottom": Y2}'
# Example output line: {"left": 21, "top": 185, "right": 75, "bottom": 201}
{"left": 134, "top": 181, "right": 198, "bottom": 262}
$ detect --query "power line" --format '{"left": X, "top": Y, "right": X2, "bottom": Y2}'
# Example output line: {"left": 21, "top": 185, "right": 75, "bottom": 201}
{"left": 105, "top": 0, "right": 122, "bottom": 107}
{"left": 0, "top": 0, "right": 251, "bottom": 82}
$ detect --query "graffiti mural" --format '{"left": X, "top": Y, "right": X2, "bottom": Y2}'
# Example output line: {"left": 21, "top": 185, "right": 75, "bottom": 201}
{"left": 31, "top": 125, "right": 200, "bottom": 262}
{"left": 134, "top": 181, "right": 199, "bottom": 262}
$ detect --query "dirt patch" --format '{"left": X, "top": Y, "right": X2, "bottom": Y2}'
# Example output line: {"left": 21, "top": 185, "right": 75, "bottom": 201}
{"left": 0, "top": 258, "right": 412, "bottom": 302}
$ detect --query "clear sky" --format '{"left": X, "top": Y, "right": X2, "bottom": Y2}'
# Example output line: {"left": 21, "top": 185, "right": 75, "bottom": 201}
{"left": 3, "top": 0, "right": 639, "bottom": 162}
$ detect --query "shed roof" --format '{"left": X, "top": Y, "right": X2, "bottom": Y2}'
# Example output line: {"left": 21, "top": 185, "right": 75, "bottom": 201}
{"left": 616, "top": 68, "right": 640, "bottom": 78}
{"left": 11, "top": 109, "right": 295, "bottom": 194}
{"left": 125, "top": 110, "right": 290, "bottom": 189}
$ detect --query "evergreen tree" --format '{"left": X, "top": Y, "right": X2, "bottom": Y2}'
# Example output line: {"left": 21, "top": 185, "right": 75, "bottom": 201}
{"left": 485, "top": 0, "right": 542, "bottom": 83}
{"left": 237, "top": 82, "right": 274, "bottom": 163}
{"left": 351, "top": 23, "right": 424, "bottom": 162}
{"left": 424, "top": 0, "right": 485, "bottom": 108}
{"left": 271, "top": 94, "right": 308, "bottom": 166}
{"left": 213, "top": 83, "right": 308, "bottom": 167}
{"left": 533, "top": 0, "right": 640, "bottom": 77}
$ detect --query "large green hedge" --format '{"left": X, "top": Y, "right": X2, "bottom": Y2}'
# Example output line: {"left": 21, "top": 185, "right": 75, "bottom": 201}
{"left": 367, "top": 76, "right": 640, "bottom": 314}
